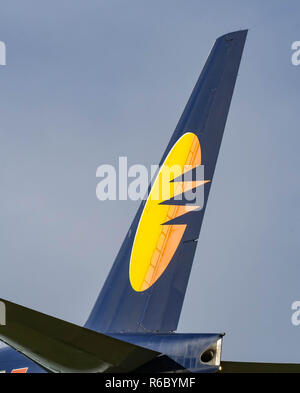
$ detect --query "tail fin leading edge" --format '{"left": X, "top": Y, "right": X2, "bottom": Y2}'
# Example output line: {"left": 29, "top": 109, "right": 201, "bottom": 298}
{"left": 86, "top": 30, "right": 248, "bottom": 333}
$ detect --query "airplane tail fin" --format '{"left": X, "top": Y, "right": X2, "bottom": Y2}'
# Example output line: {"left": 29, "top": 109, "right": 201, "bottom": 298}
{"left": 86, "top": 30, "right": 248, "bottom": 333}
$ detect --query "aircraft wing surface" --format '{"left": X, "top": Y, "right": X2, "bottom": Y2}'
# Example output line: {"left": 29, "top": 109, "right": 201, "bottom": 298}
{"left": 0, "top": 298, "right": 159, "bottom": 373}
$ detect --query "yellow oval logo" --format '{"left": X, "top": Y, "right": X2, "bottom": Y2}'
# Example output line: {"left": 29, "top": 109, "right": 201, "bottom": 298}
{"left": 130, "top": 132, "right": 209, "bottom": 292}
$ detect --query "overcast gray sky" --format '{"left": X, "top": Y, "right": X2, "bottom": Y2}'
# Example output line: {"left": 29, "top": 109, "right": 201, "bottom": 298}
{"left": 0, "top": 0, "right": 300, "bottom": 363}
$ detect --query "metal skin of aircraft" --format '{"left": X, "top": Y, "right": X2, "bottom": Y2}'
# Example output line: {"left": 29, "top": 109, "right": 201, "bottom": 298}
{"left": 0, "top": 30, "right": 299, "bottom": 374}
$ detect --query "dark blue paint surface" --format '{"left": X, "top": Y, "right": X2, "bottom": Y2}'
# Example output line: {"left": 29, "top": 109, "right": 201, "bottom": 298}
{"left": 0, "top": 346, "right": 46, "bottom": 373}
{"left": 111, "top": 333, "right": 223, "bottom": 372}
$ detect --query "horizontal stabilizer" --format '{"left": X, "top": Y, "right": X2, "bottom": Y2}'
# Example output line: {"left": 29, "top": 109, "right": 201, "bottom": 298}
{"left": 0, "top": 299, "right": 158, "bottom": 373}
{"left": 220, "top": 361, "right": 300, "bottom": 373}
